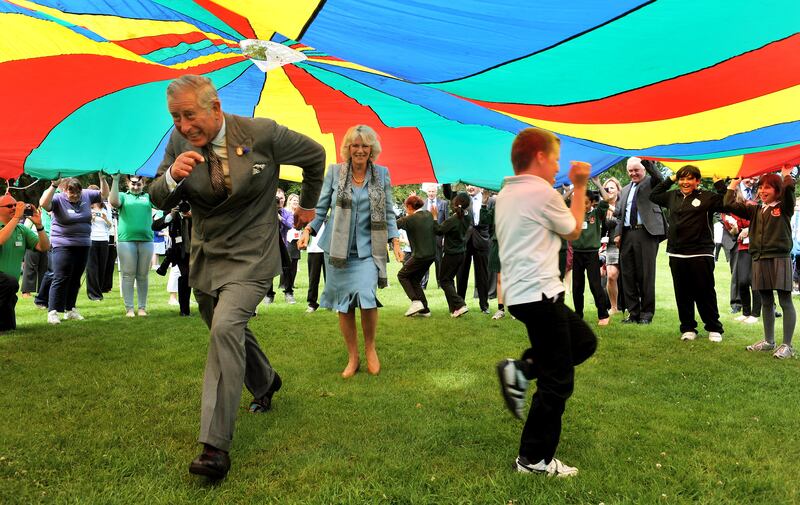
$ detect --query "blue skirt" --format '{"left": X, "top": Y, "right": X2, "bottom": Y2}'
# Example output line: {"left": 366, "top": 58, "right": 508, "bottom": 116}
{"left": 320, "top": 253, "right": 382, "bottom": 312}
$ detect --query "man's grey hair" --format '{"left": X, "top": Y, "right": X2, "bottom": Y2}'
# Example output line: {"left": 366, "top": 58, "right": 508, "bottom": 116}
{"left": 166, "top": 75, "right": 219, "bottom": 111}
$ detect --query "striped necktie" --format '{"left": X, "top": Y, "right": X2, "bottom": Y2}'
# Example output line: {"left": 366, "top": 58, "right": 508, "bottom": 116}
{"left": 204, "top": 145, "right": 227, "bottom": 199}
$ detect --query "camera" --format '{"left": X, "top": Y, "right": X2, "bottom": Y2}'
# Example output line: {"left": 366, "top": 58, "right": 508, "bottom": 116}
{"left": 177, "top": 201, "right": 191, "bottom": 214}
{"left": 23, "top": 204, "right": 34, "bottom": 217}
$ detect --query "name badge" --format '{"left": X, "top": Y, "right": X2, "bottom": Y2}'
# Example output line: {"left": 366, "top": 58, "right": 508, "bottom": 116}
{"left": 175, "top": 237, "right": 183, "bottom": 243}
{"left": 691, "top": 198, "right": 701, "bottom": 207}
{"left": 582, "top": 221, "right": 588, "bottom": 229}
{"left": 743, "top": 237, "right": 749, "bottom": 245}
{"left": 15, "top": 241, "right": 23, "bottom": 247}
{"left": 67, "top": 209, "right": 77, "bottom": 214}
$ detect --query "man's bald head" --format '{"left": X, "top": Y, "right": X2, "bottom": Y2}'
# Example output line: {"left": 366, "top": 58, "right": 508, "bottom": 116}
{"left": 626, "top": 157, "right": 646, "bottom": 184}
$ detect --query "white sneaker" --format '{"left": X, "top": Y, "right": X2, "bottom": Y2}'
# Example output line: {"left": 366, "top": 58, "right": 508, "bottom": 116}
{"left": 491, "top": 309, "right": 506, "bottom": 320}
{"left": 404, "top": 300, "right": 424, "bottom": 317}
{"left": 515, "top": 456, "right": 578, "bottom": 477}
{"left": 743, "top": 316, "right": 759, "bottom": 324}
{"left": 137, "top": 309, "right": 147, "bottom": 317}
{"left": 734, "top": 314, "right": 747, "bottom": 322}
{"left": 168, "top": 298, "right": 179, "bottom": 306}
{"left": 496, "top": 359, "right": 530, "bottom": 419}
{"left": 47, "top": 310, "right": 61, "bottom": 325}
{"left": 64, "top": 309, "right": 84, "bottom": 321}
{"left": 305, "top": 306, "right": 317, "bottom": 313}
{"left": 451, "top": 305, "right": 469, "bottom": 318}
{"left": 708, "top": 331, "right": 723, "bottom": 343}
{"left": 126, "top": 309, "right": 135, "bottom": 318}
{"left": 680, "top": 331, "right": 697, "bottom": 341}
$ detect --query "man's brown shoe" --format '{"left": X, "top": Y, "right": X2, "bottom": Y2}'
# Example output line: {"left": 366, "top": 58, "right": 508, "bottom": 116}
{"left": 189, "top": 447, "right": 230, "bottom": 480}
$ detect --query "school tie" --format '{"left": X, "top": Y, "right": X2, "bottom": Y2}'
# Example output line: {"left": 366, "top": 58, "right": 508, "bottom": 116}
{"left": 629, "top": 183, "right": 639, "bottom": 226}
{"left": 204, "top": 145, "right": 227, "bottom": 199}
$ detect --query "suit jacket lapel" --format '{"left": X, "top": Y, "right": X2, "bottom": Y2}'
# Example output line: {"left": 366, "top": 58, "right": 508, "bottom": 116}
{"left": 224, "top": 114, "right": 254, "bottom": 196}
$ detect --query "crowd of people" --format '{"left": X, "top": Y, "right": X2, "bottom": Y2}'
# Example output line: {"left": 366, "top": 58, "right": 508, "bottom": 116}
{"left": 1, "top": 74, "right": 799, "bottom": 481}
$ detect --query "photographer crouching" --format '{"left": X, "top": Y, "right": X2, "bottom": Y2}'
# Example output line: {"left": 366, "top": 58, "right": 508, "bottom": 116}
{"left": 0, "top": 195, "right": 50, "bottom": 331}
{"left": 152, "top": 201, "right": 192, "bottom": 316}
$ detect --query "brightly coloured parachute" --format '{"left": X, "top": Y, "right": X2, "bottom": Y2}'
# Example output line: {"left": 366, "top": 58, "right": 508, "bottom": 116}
{"left": 2, "top": 0, "right": 799, "bottom": 188}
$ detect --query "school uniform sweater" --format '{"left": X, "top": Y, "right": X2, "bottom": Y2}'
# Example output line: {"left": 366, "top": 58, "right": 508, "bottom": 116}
{"left": 650, "top": 178, "right": 727, "bottom": 256}
{"left": 723, "top": 176, "right": 796, "bottom": 260}
{"left": 434, "top": 213, "right": 470, "bottom": 255}
{"left": 397, "top": 210, "right": 437, "bottom": 260}
{"left": 571, "top": 201, "right": 609, "bottom": 252}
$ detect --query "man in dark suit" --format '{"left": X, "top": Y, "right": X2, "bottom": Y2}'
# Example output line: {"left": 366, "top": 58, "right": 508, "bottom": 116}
{"left": 613, "top": 157, "right": 666, "bottom": 324}
{"left": 149, "top": 75, "right": 325, "bottom": 480}
{"left": 421, "top": 183, "right": 449, "bottom": 289}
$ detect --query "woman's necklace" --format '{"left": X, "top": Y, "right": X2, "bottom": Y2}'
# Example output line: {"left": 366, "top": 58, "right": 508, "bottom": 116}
{"left": 352, "top": 172, "right": 366, "bottom": 185}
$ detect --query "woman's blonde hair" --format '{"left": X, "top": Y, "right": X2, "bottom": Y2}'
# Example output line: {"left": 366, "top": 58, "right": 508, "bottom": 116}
{"left": 340, "top": 125, "right": 382, "bottom": 162}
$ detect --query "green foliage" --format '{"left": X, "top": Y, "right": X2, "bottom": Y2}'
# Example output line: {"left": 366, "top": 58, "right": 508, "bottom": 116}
{"left": 1, "top": 250, "right": 799, "bottom": 504}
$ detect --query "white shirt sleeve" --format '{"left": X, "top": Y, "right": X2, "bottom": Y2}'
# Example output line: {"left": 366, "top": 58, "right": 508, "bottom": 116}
{"left": 165, "top": 165, "right": 180, "bottom": 191}
{"left": 544, "top": 190, "right": 576, "bottom": 235}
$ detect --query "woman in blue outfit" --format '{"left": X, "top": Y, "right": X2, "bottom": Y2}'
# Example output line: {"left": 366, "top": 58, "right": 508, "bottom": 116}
{"left": 299, "top": 125, "right": 403, "bottom": 378}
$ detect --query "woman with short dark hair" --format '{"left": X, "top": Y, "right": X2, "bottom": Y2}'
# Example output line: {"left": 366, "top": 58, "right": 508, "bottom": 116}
{"left": 40, "top": 175, "right": 108, "bottom": 324}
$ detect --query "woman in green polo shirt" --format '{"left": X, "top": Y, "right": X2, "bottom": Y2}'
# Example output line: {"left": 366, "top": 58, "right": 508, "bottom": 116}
{"left": 110, "top": 175, "right": 154, "bottom": 317}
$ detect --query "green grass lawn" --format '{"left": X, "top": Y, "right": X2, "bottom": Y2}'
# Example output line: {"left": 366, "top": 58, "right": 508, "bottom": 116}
{"left": 1, "top": 248, "right": 799, "bottom": 504}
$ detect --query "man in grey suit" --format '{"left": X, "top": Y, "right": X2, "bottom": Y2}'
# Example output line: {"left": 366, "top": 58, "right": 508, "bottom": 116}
{"left": 421, "top": 183, "right": 449, "bottom": 289}
{"left": 613, "top": 157, "right": 666, "bottom": 324}
{"left": 149, "top": 75, "right": 325, "bottom": 480}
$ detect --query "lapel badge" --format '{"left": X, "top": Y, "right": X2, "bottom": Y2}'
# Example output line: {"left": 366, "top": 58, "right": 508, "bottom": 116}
{"left": 771, "top": 207, "right": 781, "bottom": 217}
{"left": 236, "top": 146, "right": 250, "bottom": 156}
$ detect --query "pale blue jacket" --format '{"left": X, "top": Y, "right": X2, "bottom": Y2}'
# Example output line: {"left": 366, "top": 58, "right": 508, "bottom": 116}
{"left": 309, "top": 163, "right": 399, "bottom": 257}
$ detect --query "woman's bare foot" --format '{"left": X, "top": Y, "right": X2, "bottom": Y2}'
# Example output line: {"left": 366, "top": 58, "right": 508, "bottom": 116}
{"left": 341, "top": 359, "right": 360, "bottom": 379}
{"left": 365, "top": 349, "right": 381, "bottom": 375}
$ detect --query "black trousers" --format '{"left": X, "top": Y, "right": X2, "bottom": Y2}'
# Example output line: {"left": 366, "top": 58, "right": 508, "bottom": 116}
{"left": 421, "top": 242, "right": 442, "bottom": 289}
{"left": 457, "top": 241, "right": 489, "bottom": 311}
{"left": 735, "top": 249, "right": 761, "bottom": 317}
{"left": 398, "top": 256, "right": 435, "bottom": 309}
{"left": 668, "top": 256, "right": 723, "bottom": 333}
{"left": 0, "top": 272, "right": 19, "bottom": 331}
{"left": 439, "top": 252, "right": 465, "bottom": 312}
{"left": 268, "top": 240, "right": 292, "bottom": 298}
{"left": 177, "top": 256, "right": 191, "bottom": 315}
{"left": 48, "top": 246, "right": 90, "bottom": 312}
{"left": 572, "top": 250, "right": 609, "bottom": 320}
{"left": 508, "top": 295, "right": 597, "bottom": 463}
{"left": 306, "top": 252, "right": 326, "bottom": 308}
{"left": 86, "top": 240, "right": 109, "bottom": 300}
{"left": 34, "top": 251, "right": 52, "bottom": 307}
{"left": 21, "top": 249, "right": 48, "bottom": 294}
{"left": 102, "top": 243, "right": 116, "bottom": 293}
{"left": 619, "top": 228, "right": 659, "bottom": 321}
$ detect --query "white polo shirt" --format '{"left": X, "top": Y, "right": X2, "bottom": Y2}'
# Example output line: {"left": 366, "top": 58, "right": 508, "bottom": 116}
{"left": 496, "top": 174, "right": 576, "bottom": 306}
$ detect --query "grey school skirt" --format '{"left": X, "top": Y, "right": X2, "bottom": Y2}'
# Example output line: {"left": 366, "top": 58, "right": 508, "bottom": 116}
{"left": 752, "top": 257, "right": 792, "bottom": 291}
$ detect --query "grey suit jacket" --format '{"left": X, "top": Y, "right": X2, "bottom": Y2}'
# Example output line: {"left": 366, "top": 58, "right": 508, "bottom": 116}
{"left": 149, "top": 113, "right": 325, "bottom": 293}
{"left": 614, "top": 167, "right": 667, "bottom": 238}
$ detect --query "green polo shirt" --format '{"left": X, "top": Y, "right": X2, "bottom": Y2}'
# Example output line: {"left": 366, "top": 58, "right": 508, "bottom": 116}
{"left": 0, "top": 223, "right": 39, "bottom": 278}
{"left": 572, "top": 201, "right": 609, "bottom": 252}
{"left": 117, "top": 192, "right": 154, "bottom": 242}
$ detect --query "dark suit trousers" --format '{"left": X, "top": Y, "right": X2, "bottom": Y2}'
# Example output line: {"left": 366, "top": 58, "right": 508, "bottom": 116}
{"left": 572, "top": 251, "right": 609, "bottom": 320}
{"left": 178, "top": 257, "right": 191, "bottom": 315}
{"left": 508, "top": 295, "right": 597, "bottom": 463}
{"left": 439, "top": 252, "right": 466, "bottom": 312}
{"left": 21, "top": 249, "right": 47, "bottom": 293}
{"left": 457, "top": 241, "right": 489, "bottom": 311}
{"left": 619, "top": 228, "right": 659, "bottom": 321}
{"left": 0, "top": 272, "right": 19, "bottom": 331}
{"left": 668, "top": 256, "right": 723, "bottom": 333}
{"left": 398, "top": 256, "right": 435, "bottom": 309}
{"left": 194, "top": 279, "right": 278, "bottom": 452}
{"left": 306, "top": 252, "right": 326, "bottom": 308}
{"left": 86, "top": 240, "right": 109, "bottom": 300}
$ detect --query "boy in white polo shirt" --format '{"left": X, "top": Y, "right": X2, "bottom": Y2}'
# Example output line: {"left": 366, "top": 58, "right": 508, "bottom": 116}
{"left": 495, "top": 127, "right": 597, "bottom": 477}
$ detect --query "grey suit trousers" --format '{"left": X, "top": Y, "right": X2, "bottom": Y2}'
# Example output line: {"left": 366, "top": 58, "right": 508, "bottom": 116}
{"left": 195, "top": 279, "right": 277, "bottom": 452}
